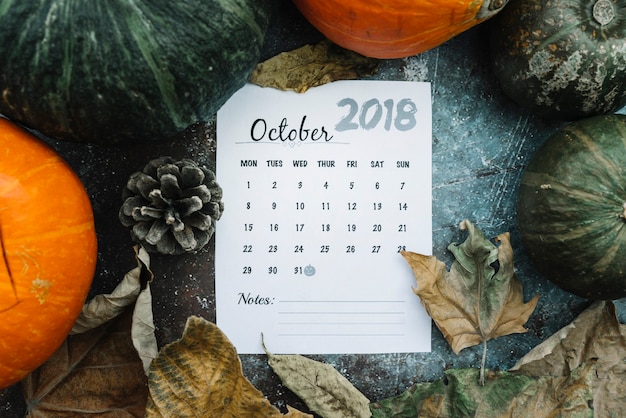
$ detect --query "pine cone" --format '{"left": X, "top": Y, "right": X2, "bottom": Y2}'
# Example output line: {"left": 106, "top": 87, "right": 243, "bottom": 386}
{"left": 119, "top": 157, "right": 224, "bottom": 255}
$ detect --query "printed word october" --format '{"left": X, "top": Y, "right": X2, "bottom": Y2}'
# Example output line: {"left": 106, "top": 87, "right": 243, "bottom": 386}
{"left": 250, "top": 116, "right": 334, "bottom": 142}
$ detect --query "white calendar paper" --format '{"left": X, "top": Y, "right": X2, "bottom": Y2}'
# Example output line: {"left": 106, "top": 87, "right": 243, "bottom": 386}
{"left": 215, "top": 81, "right": 432, "bottom": 354}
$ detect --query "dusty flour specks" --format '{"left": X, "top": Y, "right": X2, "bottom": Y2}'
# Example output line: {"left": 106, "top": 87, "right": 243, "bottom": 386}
{"left": 195, "top": 295, "right": 211, "bottom": 310}
{"left": 402, "top": 55, "right": 429, "bottom": 81}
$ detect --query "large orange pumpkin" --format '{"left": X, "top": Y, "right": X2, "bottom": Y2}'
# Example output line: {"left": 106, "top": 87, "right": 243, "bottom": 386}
{"left": 0, "top": 117, "right": 97, "bottom": 389}
{"left": 293, "top": 0, "right": 509, "bottom": 58}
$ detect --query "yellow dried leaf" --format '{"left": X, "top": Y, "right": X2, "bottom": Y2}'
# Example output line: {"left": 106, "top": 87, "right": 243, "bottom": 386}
{"left": 264, "top": 339, "right": 370, "bottom": 418}
{"left": 145, "top": 316, "right": 282, "bottom": 418}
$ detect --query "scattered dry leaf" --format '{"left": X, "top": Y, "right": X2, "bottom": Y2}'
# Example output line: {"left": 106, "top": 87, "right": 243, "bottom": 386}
{"left": 71, "top": 246, "right": 157, "bottom": 375}
{"left": 370, "top": 363, "right": 600, "bottom": 418}
{"left": 511, "top": 300, "right": 626, "bottom": 415}
{"left": 263, "top": 337, "right": 370, "bottom": 418}
{"left": 401, "top": 219, "right": 539, "bottom": 384}
{"left": 250, "top": 39, "right": 380, "bottom": 93}
{"left": 284, "top": 405, "right": 315, "bottom": 418}
{"left": 71, "top": 246, "right": 152, "bottom": 334}
{"left": 511, "top": 301, "right": 625, "bottom": 375}
{"left": 132, "top": 280, "right": 158, "bottom": 375}
{"left": 371, "top": 301, "right": 626, "bottom": 417}
{"left": 22, "top": 246, "right": 159, "bottom": 416}
{"left": 23, "top": 308, "right": 148, "bottom": 417}
{"left": 145, "top": 316, "right": 282, "bottom": 417}
{"left": 509, "top": 361, "right": 599, "bottom": 417}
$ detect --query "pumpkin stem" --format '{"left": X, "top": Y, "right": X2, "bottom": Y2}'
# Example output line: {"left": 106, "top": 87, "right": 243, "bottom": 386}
{"left": 621, "top": 203, "right": 626, "bottom": 220}
{"left": 593, "top": 0, "right": 615, "bottom": 26}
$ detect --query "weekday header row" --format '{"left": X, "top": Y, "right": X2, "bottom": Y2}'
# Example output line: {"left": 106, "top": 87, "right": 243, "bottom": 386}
{"left": 240, "top": 160, "right": 412, "bottom": 168}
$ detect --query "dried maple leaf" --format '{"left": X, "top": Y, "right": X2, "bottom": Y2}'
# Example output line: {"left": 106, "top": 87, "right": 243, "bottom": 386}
{"left": 145, "top": 316, "right": 283, "bottom": 418}
{"left": 401, "top": 219, "right": 539, "bottom": 384}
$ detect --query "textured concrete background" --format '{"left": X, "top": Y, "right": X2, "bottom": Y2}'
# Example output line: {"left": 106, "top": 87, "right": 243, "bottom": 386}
{"left": 2, "top": 1, "right": 624, "bottom": 415}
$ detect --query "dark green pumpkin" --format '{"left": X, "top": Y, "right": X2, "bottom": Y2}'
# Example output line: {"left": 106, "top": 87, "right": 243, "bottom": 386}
{"left": 0, "top": 1, "right": 272, "bottom": 144}
{"left": 517, "top": 114, "right": 626, "bottom": 300}
{"left": 490, "top": 0, "right": 626, "bottom": 120}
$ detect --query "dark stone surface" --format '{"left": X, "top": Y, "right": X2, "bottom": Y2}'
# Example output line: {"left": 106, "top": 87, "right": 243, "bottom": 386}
{"left": 1, "top": 1, "right": 624, "bottom": 416}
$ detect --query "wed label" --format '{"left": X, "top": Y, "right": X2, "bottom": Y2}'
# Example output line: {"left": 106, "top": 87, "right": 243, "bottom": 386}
{"left": 215, "top": 81, "right": 432, "bottom": 354}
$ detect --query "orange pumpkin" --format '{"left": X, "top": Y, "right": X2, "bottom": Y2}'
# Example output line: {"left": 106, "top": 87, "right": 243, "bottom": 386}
{"left": 0, "top": 117, "right": 97, "bottom": 389}
{"left": 293, "top": 0, "right": 509, "bottom": 59}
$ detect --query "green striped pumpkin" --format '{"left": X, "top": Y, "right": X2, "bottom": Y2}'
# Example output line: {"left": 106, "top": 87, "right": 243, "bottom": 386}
{"left": 0, "top": 1, "right": 272, "bottom": 144}
{"left": 517, "top": 114, "right": 626, "bottom": 300}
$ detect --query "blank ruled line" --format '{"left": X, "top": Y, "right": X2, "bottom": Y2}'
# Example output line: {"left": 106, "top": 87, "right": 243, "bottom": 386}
{"left": 279, "top": 300, "right": 405, "bottom": 303}
{"left": 278, "top": 312, "right": 405, "bottom": 315}
{"left": 278, "top": 334, "right": 405, "bottom": 337}
{"left": 278, "top": 322, "right": 405, "bottom": 325}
